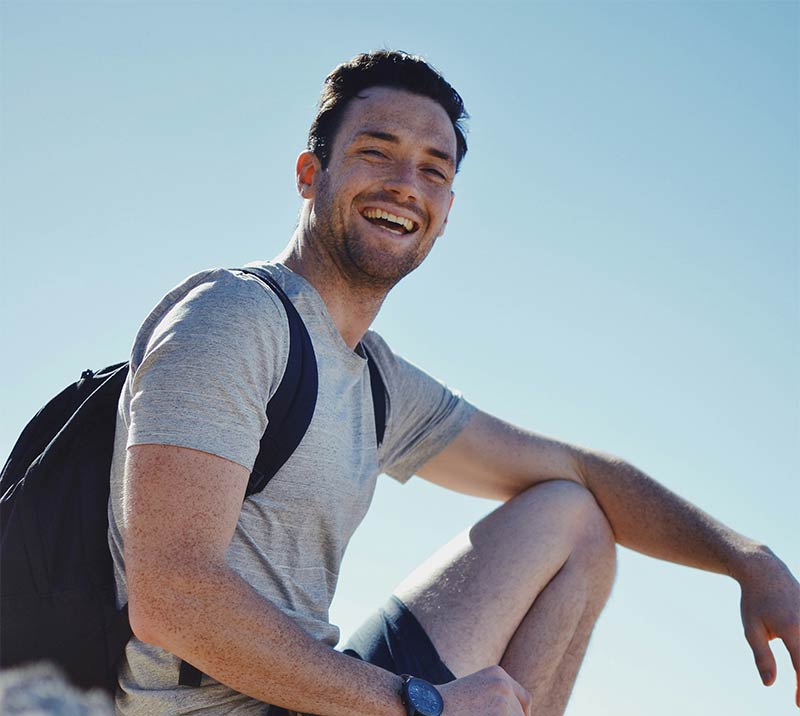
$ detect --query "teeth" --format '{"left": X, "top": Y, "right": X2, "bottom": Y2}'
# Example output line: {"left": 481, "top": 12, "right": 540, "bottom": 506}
{"left": 362, "top": 208, "right": 415, "bottom": 232}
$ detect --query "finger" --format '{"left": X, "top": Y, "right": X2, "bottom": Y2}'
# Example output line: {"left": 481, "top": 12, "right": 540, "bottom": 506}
{"left": 744, "top": 620, "right": 777, "bottom": 686}
{"left": 494, "top": 668, "right": 532, "bottom": 716}
{"left": 509, "top": 677, "right": 532, "bottom": 716}
{"left": 782, "top": 631, "right": 800, "bottom": 708}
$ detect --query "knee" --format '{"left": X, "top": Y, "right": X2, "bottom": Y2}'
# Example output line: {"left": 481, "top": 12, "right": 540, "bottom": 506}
{"left": 512, "top": 478, "right": 600, "bottom": 525}
{"left": 515, "top": 480, "right": 617, "bottom": 576}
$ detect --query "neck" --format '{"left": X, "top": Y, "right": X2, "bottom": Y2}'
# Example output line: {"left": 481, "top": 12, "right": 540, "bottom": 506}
{"left": 274, "top": 230, "right": 389, "bottom": 351}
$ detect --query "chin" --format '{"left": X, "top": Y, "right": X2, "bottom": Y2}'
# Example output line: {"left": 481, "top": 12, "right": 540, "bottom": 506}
{"left": 347, "top": 245, "right": 426, "bottom": 287}
{"left": 336, "top": 221, "right": 438, "bottom": 288}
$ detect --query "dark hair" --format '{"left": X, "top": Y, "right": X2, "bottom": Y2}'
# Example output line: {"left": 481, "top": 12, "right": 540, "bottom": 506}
{"left": 308, "top": 50, "right": 468, "bottom": 171}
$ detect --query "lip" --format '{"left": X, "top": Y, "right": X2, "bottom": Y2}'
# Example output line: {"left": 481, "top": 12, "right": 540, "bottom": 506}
{"left": 359, "top": 204, "right": 423, "bottom": 235}
{"left": 358, "top": 211, "right": 419, "bottom": 238}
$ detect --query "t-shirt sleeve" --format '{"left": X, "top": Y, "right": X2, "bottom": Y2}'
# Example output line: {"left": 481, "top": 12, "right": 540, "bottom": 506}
{"left": 365, "top": 332, "right": 476, "bottom": 484}
{"left": 126, "top": 269, "right": 290, "bottom": 471}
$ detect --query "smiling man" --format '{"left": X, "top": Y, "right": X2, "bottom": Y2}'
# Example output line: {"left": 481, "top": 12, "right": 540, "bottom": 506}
{"left": 288, "top": 85, "right": 456, "bottom": 313}
{"left": 111, "top": 50, "right": 800, "bottom": 716}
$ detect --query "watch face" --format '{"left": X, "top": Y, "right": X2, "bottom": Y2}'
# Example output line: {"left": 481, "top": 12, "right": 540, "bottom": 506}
{"left": 407, "top": 678, "right": 444, "bottom": 716}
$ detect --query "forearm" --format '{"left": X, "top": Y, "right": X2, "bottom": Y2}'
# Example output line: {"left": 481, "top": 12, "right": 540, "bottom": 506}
{"left": 575, "top": 448, "right": 766, "bottom": 579}
{"left": 129, "top": 562, "right": 405, "bottom": 716}
{"left": 570, "top": 447, "right": 800, "bottom": 707}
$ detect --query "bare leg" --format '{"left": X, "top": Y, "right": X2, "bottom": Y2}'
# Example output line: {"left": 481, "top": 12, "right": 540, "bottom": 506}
{"left": 393, "top": 480, "right": 617, "bottom": 716}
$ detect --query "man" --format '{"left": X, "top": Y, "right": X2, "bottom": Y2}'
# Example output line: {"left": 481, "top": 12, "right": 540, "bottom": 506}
{"left": 110, "top": 50, "right": 799, "bottom": 716}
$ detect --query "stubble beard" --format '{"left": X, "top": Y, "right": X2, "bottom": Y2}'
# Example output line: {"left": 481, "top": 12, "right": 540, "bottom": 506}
{"left": 341, "top": 225, "right": 433, "bottom": 291}
{"left": 313, "top": 186, "right": 436, "bottom": 292}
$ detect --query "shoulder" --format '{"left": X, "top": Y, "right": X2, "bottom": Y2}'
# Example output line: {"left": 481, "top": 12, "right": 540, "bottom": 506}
{"left": 361, "top": 330, "right": 430, "bottom": 387}
{"left": 141, "top": 267, "right": 287, "bottom": 338}
{"left": 362, "top": 330, "right": 476, "bottom": 482}
{"left": 130, "top": 267, "right": 291, "bottom": 374}
{"left": 173, "top": 267, "right": 287, "bottom": 320}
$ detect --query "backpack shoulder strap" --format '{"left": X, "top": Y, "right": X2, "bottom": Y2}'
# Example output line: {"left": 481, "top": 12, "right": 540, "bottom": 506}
{"left": 234, "top": 267, "right": 318, "bottom": 498}
{"left": 362, "top": 343, "right": 386, "bottom": 448}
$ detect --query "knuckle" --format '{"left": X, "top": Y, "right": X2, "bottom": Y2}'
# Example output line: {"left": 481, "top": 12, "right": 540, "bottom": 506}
{"left": 488, "top": 676, "right": 505, "bottom": 692}
{"left": 486, "top": 665, "right": 508, "bottom": 686}
{"left": 488, "top": 664, "right": 507, "bottom": 678}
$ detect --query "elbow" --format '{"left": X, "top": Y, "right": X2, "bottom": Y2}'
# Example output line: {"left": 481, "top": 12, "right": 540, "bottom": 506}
{"left": 126, "top": 556, "right": 227, "bottom": 649}
{"left": 126, "top": 567, "right": 178, "bottom": 648}
{"left": 127, "top": 585, "right": 162, "bottom": 647}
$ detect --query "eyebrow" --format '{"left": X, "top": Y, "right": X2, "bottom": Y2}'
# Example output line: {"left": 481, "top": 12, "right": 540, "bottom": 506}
{"left": 354, "top": 130, "right": 455, "bottom": 167}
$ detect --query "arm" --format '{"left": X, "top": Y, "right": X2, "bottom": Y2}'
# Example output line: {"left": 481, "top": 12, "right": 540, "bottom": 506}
{"left": 124, "top": 443, "right": 406, "bottom": 716}
{"left": 417, "top": 409, "right": 800, "bottom": 705}
{"left": 125, "top": 443, "right": 533, "bottom": 716}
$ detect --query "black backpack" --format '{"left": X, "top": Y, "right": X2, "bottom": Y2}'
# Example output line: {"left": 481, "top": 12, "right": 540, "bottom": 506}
{"left": 0, "top": 268, "right": 387, "bottom": 694}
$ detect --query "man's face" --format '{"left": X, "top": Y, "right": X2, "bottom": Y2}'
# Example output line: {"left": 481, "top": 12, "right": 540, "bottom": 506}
{"left": 300, "top": 86, "right": 457, "bottom": 289}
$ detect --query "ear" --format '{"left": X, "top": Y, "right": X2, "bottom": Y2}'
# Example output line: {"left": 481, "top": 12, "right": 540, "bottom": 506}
{"left": 296, "top": 151, "right": 322, "bottom": 198}
{"left": 437, "top": 191, "right": 455, "bottom": 237}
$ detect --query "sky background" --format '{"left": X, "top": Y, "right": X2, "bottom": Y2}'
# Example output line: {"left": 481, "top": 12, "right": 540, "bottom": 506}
{"left": 2, "top": 1, "right": 798, "bottom": 714}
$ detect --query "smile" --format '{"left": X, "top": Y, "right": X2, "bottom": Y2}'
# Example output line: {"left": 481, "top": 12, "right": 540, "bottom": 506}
{"left": 360, "top": 207, "right": 419, "bottom": 235}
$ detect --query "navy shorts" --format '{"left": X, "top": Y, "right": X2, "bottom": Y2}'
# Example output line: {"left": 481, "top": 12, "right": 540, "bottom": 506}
{"left": 269, "top": 595, "right": 456, "bottom": 715}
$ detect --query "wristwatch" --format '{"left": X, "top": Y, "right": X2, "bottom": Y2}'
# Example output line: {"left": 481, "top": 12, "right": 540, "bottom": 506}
{"left": 400, "top": 675, "right": 444, "bottom": 716}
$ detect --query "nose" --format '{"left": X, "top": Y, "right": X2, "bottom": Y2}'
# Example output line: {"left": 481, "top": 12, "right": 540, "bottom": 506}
{"left": 383, "top": 161, "right": 419, "bottom": 204}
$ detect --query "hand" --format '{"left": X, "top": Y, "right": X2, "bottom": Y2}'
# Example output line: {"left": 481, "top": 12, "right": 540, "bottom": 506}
{"left": 438, "top": 665, "right": 532, "bottom": 716}
{"left": 736, "top": 546, "right": 800, "bottom": 708}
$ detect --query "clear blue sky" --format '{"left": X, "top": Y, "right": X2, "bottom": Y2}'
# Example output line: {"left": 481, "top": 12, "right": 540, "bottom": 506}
{"left": 2, "top": 2, "right": 798, "bottom": 714}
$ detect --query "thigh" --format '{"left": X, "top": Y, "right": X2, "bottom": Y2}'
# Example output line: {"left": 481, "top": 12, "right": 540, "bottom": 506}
{"left": 392, "top": 479, "right": 608, "bottom": 677}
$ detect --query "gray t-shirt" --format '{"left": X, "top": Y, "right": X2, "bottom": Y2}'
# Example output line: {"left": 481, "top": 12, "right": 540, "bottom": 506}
{"left": 108, "top": 262, "right": 475, "bottom": 715}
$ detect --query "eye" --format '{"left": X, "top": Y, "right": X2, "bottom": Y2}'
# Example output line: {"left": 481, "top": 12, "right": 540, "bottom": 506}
{"left": 361, "top": 149, "right": 387, "bottom": 159}
{"left": 423, "top": 167, "right": 448, "bottom": 182}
